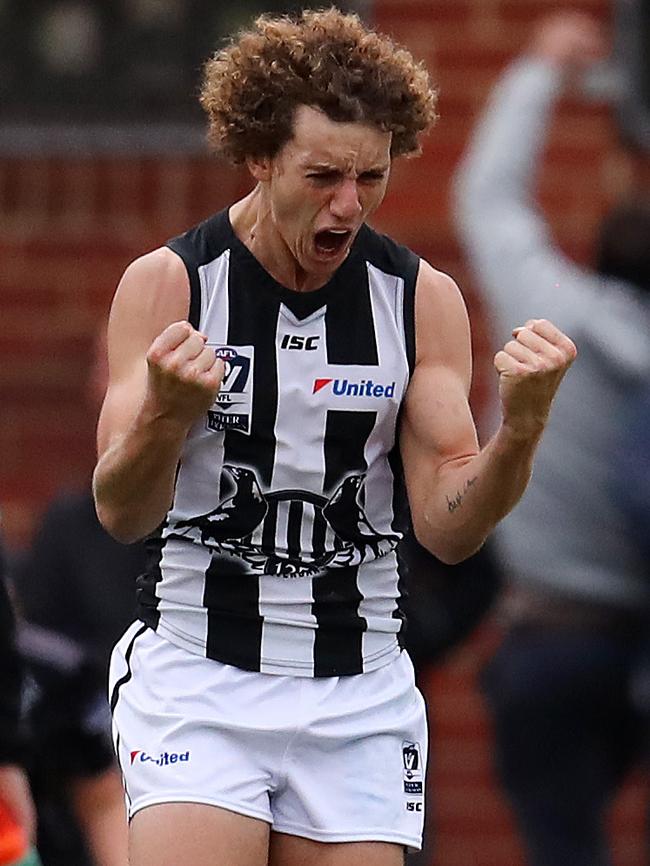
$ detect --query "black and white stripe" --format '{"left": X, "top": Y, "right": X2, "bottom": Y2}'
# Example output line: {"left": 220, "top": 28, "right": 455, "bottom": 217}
{"left": 136, "top": 210, "right": 419, "bottom": 677}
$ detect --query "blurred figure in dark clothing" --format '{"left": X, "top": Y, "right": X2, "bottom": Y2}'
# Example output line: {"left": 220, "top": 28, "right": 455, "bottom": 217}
{"left": 11, "top": 325, "right": 146, "bottom": 866}
{"left": 401, "top": 532, "right": 502, "bottom": 672}
{"left": 612, "top": 385, "right": 650, "bottom": 567}
{"left": 15, "top": 493, "right": 145, "bottom": 675}
{"left": 0, "top": 533, "right": 38, "bottom": 865}
{"left": 612, "top": 384, "right": 650, "bottom": 729}
{"left": 400, "top": 533, "right": 502, "bottom": 866}
{"left": 15, "top": 506, "right": 144, "bottom": 866}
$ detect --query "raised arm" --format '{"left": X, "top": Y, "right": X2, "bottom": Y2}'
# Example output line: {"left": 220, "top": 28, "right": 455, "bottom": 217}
{"left": 452, "top": 13, "right": 650, "bottom": 372}
{"left": 92, "top": 248, "right": 224, "bottom": 543}
{"left": 400, "top": 263, "right": 576, "bottom": 564}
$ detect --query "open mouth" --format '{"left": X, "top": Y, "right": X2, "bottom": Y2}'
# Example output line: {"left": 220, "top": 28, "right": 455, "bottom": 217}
{"left": 314, "top": 228, "right": 352, "bottom": 257}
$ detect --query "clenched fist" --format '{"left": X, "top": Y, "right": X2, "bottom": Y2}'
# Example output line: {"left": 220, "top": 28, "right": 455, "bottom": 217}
{"left": 530, "top": 12, "right": 607, "bottom": 71}
{"left": 494, "top": 318, "right": 577, "bottom": 439}
{"left": 145, "top": 321, "right": 225, "bottom": 427}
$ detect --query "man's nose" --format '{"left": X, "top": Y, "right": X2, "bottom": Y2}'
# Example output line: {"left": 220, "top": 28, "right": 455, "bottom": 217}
{"left": 330, "top": 179, "right": 362, "bottom": 220}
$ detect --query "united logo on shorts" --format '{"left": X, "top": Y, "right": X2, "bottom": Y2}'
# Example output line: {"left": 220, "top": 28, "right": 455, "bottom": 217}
{"left": 130, "top": 749, "right": 191, "bottom": 767}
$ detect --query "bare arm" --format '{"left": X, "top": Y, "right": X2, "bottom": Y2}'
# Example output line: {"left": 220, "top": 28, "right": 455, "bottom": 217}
{"left": 453, "top": 14, "right": 650, "bottom": 374}
{"left": 401, "top": 264, "right": 576, "bottom": 564}
{"left": 92, "top": 248, "right": 224, "bottom": 543}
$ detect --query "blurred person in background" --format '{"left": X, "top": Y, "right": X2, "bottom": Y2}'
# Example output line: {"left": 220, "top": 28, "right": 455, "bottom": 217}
{"left": 400, "top": 535, "right": 502, "bottom": 866}
{"left": 613, "top": 384, "right": 650, "bottom": 568}
{"left": 0, "top": 532, "right": 39, "bottom": 866}
{"left": 612, "top": 382, "right": 650, "bottom": 771}
{"left": 11, "top": 326, "right": 143, "bottom": 866}
{"left": 454, "top": 11, "right": 650, "bottom": 866}
{"left": 92, "top": 7, "right": 576, "bottom": 866}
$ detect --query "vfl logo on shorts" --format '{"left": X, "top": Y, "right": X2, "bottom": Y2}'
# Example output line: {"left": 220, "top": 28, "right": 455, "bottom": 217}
{"left": 207, "top": 345, "right": 254, "bottom": 434}
{"left": 402, "top": 741, "right": 423, "bottom": 796}
{"left": 130, "top": 750, "right": 191, "bottom": 767}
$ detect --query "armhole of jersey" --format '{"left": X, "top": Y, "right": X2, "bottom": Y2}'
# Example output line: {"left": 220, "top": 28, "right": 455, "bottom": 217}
{"left": 165, "top": 239, "right": 202, "bottom": 330}
{"left": 403, "top": 256, "right": 419, "bottom": 376}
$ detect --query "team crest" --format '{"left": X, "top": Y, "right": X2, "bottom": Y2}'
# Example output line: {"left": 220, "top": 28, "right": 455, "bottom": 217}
{"left": 172, "top": 464, "right": 400, "bottom": 577}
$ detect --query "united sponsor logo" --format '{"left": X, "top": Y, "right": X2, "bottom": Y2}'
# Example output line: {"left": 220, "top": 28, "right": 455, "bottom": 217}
{"left": 130, "top": 749, "right": 191, "bottom": 767}
{"left": 312, "top": 377, "right": 395, "bottom": 397}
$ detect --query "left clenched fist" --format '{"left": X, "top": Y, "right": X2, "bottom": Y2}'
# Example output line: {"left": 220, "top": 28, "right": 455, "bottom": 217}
{"left": 494, "top": 318, "right": 577, "bottom": 438}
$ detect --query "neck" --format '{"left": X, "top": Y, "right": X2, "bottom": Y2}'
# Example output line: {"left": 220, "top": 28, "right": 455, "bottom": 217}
{"left": 229, "top": 187, "right": 323, "bottom": 292}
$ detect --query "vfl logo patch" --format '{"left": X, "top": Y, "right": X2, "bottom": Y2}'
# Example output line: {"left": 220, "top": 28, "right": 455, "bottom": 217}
{"left": 312, "top": 377, "right": 395, "bottom": 398}
{"left": 207, "top": 345, "right": 254, "bottom": 434}
{"left": 402, "top": 741, "right": 424, "bottom": 795}
{"left": 402, "top": 740, "right": 424, "bottom": 796}
{"left": 402, "top": 741, "right": 422, "bottom": 777}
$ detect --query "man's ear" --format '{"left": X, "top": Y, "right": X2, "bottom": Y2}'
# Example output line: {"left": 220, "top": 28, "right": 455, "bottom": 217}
{"left": 246, "top": 155, "right": 272, "bottom": 182}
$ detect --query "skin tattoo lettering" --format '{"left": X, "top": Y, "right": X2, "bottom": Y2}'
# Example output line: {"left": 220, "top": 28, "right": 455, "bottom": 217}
{"left": 446, "top": 476, "right": 478, "bottom": 513}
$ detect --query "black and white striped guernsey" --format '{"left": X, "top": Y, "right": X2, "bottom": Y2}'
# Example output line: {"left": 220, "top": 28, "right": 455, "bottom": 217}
{"left": 136, "top": 208, "right": 420, "bottom": 677}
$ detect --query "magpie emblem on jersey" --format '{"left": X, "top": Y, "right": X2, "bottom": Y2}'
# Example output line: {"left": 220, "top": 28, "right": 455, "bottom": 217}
{"left": 206, "top": 344, "right": 254, "bottom": 434}
{"left": 173, "top": 464, "right": 400, "bottom": 577}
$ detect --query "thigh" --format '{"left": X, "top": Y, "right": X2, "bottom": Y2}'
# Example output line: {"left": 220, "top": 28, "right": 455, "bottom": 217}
{"left": 273, "top": 652, "right": 428, "bottom": 851}
{"left": 109, "top": 625, "right": 282, "bottom": 825}
{"left": 269, "top": 832, "right": 404, "bottom": 866}
{"left": 130, "top": 803, "right": 269, "bottom": 866}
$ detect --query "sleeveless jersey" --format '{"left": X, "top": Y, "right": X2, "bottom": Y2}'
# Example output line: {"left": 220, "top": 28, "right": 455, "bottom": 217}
{"left": 136, "top": 208, "right": 420, "bottom": 677}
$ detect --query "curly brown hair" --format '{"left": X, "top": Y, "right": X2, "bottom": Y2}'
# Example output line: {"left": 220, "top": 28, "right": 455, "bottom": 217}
{"left": 199, "top": 7, "right": 438, "bottom": 163}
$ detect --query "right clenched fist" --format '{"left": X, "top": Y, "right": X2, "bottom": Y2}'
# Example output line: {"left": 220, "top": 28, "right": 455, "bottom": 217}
{"left": 145, "top": 321, "right": 224, "bottom": 425}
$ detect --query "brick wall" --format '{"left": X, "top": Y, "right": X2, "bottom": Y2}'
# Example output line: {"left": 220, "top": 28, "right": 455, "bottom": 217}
{"left": 1, "top": 1, "right": 646, "bottom": 863}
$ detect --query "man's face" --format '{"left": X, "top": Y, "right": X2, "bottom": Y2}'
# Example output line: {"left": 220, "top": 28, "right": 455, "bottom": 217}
{"left": 254, "top": 105, "right": 392, "bottom": 281}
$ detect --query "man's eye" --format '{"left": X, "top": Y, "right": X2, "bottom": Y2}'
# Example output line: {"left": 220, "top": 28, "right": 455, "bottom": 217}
{"left": 307, "top": 172, "right": 338, "bottom": 182}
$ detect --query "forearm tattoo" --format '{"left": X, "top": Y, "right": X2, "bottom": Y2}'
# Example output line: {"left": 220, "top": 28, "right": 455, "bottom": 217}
{"left": 446, "top": 476, "right": 477, "bottom": 513}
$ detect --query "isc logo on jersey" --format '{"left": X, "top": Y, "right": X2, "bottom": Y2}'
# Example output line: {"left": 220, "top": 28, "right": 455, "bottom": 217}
{"left": 313, "top": 378, "right": 396, "bottom": 397}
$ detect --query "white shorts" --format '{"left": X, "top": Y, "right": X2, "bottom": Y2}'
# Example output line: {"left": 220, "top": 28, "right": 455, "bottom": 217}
{"left": 109, "top": 622, "right": 428, "bottom": 850}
